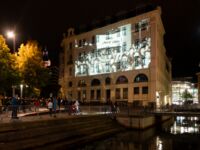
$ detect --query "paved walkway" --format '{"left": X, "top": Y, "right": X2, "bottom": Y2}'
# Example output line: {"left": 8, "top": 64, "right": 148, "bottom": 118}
{"left": 0, "top": 107, "right": 111, "bottom": 124}
{"left": 0, "top": 108, "right": 73, "bottom": 124}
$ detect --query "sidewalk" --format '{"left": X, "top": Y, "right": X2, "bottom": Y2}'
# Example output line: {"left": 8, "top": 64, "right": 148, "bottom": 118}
{"left": 0, "top": 108, "right": 73, "bottom": 124}
{"left": 0, "top": 106, "right": 111, "bottom": 124}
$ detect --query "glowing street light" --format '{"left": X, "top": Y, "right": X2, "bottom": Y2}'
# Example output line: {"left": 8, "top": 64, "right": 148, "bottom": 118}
{"left": 20, "top": 84, "right": 23, "bottom": 98}
{"left": 7, "top": 31, "right": 16, "bottom": 53}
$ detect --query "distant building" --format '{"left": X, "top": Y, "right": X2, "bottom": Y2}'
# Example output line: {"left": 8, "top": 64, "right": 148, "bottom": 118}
{"left": 59, "top": 5, "right": 171, "bottom": 108}
{"left": 42, "top": 48, "right": 51, "bottom": 67}
{"left": 172, "top": 77, "right": 198, "bottom": 105}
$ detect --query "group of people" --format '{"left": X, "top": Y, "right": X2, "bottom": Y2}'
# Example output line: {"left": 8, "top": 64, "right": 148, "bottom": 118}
{"left": 47, "top": 97, "right": 80, "bottom": 117}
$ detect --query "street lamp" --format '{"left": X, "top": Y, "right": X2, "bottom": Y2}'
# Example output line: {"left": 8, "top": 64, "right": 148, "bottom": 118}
{"left": 7, "top": 31, "right": 16, "bottom": 53}
{"left": 20, "top": 84, "right": 23, "bottom": 98}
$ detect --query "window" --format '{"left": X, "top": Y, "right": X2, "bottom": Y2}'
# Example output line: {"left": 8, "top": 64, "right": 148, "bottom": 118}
{"left": 82, "top": 90, "right": 86, "bottom": 100}
{"left": 134, "top": 74, "right": 148, "bottom": 82}
{"left": 116, "top": 76, "right": 128, "bottom": 84}
{"left": 105, "top": 63, "right": 110, "bottom": 72}
{"left": 116, "top": 46, "right": 120, "bottom": 53}
{"left": 122, "top": 42, "right": 126, "bottom": 51}
{"left": 135, "top": 23, "right": 139, "bottom": 32}
{"left": 78, "top": 80, "right": 86, "bottom": 87}
{"left": 91, "top": 90, "right": 95, "bottom": 100}
{"left": 92, "top": 36, "right": 95, "bottom": 44}
{"left": 135, "top": 39, "right": 139, "bottom": 48}
{"left": 122, "top": 27, "right": 126, "bottom": 35}
{"left": 78, "top": 40, "right": 82, "bottom": 47}
{"left": 117, "top": 30, "right": 120, "bottom": 37}
{"left": 134, "top": 87, "right": 139, "bottom": 94}
{"left": 97, "top": 89, "right": 101, "bottom": 100}
{"left": 105, "top": 77, "right": 111, "bottom": 85}
{"left": 78, "top": 91, "right": 81, "bottom": 100}
{"left": 83, "top": 39, "right": 86, "bottom": 45}
{"left": 134, "top": 56, "right": 140, "bottom": 67}
{"left": 68, "top": 81, "right": 73, "bottom": 87}
{"left": 116, "top": 88, "right": 120, "bottom": 99}
{"left": 123, "top": 88, "right": 128, "bottom": 99}
{"left": 106, "top": 32, "right": 110, "bottom": 40}
{"left": 142, "top": 86, "right": 148, "bottom": 94}
{"left": 91, "top": 79, "right": 101, "bottom": 86}
{"left": 106, "top": 48, "right": 111, "bottom": 55}
{"left": 116, "top": 62, "right": 121, "bottom": 70}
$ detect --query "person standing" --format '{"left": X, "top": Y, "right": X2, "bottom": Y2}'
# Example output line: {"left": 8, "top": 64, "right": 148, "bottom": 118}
{"left": 53, "top": 97, "right": 57, "bottom": 117}
{"left": 11, "top": 95, "right": 18, "bottom": 119}
{"left": 47, "top": 99, "right": 53, "bottom": 117}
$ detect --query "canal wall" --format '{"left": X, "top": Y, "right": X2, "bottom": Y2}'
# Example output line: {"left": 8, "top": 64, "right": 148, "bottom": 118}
{"left": 116, "top": 114, "right": 171, "bottom": 129}
{"left": 0, "top": 115, "right": 125, "bottom": 150}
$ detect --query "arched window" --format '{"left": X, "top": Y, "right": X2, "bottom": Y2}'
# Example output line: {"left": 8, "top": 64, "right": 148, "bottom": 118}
{"left": 105, "top": 77, "right": 111, "bottom": 85}
{"left": 134, "top": 74, "right": 148, "bottom": 82}
{"left": 116, "top": 76, "right": 128, "bottom": 84}
{"left": 78, "top": 80, "right": 86, "bottom": 87}
{"left": 91, "top": 79, "right": 101, "bottom": 86}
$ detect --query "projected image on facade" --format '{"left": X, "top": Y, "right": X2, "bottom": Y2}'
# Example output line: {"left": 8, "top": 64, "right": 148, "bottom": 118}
{"left": 75, "top": 20, "right": 151, "bottom": 76}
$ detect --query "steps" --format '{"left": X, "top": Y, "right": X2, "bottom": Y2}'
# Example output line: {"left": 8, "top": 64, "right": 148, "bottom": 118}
{"left": 0, "top": 115, "right": 124, "bottom": 149}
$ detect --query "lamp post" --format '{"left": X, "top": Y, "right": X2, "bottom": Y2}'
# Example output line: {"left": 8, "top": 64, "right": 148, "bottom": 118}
{"left": 20, "top": 84, "right": 23, "bottom": 98}
{"left": 7, "top": 31, "right": 16, "bottom": 53}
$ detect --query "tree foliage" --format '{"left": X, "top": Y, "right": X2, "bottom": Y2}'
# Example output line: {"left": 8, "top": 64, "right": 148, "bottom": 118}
{"left": 0, "top": 35, "right": 20, "bottom": 95}
{"left": 16, "top": 41, "right": 50, "bottom": 96}
{"left": 182, "top": 89, "right": 193, "bottom": 104}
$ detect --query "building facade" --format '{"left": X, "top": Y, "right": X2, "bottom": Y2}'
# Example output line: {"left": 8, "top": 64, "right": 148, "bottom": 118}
{"left": 172, "top": 79, "right": 198, "bottom": 105}
{"left": 59, "top": 6, "right": 171, "bottom": 108}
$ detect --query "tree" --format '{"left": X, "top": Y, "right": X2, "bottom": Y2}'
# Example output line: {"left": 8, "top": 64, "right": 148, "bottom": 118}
{"left": 0, "top": 35, "right": 20, "bottom": 96}
{"left": 16, "top": 41, "right": 50, "bottom": 97}
{"left": 182, "top": 89, "right": 193, "bottom": 104}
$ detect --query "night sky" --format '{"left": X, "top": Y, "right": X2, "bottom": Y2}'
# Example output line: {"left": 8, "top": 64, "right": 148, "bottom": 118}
{"left": 0, "top": 0, "right": 199, "bottom": 79}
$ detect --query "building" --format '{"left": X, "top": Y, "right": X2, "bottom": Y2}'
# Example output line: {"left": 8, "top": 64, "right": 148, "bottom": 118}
{"left": 197, "top": 72, "right": 200, "bottom": 103}
{"left": 59, "top": 5, "right": 171, "bottom": 108}
{"left": 172, "top": 78, "right": 198, "bottom": 105}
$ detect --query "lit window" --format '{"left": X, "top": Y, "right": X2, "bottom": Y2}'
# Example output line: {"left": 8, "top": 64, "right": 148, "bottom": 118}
{"left": 122, "top": 27, "right": 126, "bottom": 35}
{"left": 134, "top": 74, "right": 148, "bottom": 82}
{"left": 122, "top": 42, "right": 127, "bottom": 51}
{"left": 116, "top": 88, "right": 120, "bottom": 99}
{"left": 123, "top": 88, "right": 128, "bottom": 99}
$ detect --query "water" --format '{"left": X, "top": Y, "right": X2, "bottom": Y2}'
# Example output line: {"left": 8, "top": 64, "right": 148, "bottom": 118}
{"left": 78, "top": 116, "right": 200, "bottom": 150}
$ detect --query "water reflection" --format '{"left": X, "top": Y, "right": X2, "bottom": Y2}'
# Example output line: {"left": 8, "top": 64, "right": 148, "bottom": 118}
{"left": 78, "top": 116, "right": 200, "bottom": 150}
{"left": 170, "top": 116, "right": 200, "bottom": 134}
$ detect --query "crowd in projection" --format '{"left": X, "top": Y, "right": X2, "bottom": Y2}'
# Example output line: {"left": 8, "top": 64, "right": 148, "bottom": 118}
{"left": 75, "top": 19, "right": 151, "bottom": 76}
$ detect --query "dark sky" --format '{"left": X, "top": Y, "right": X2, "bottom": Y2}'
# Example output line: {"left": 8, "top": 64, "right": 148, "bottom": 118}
{"left": 0, "top": 0, "right": 199, "bottom": 79}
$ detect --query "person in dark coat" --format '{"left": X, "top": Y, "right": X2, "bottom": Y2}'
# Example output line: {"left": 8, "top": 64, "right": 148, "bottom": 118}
{"left": 11, "top": 95, "right": 18, "bottom": 119}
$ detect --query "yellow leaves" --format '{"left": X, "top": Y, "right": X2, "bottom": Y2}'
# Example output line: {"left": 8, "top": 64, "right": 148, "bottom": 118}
{"left": 0, "top": 35, "right": 10, "bottom": 52}
{"left": 16, "top": 40, "right": 43, "bottom": 71}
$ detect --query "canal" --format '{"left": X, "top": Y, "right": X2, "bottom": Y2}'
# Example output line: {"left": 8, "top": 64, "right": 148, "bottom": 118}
{"left": 78, "top": 116, "right": 200, "bottom": 150}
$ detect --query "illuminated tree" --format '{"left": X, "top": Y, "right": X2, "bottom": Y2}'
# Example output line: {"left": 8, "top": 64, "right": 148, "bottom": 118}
{"left": 16, "top": 41, "right": 50, "bottom": 96}
{"left": 182, "top": 89, "right": 193, "bottom": 104}
{"left": 0, "top": 35, "right": 20, "bottom": 95}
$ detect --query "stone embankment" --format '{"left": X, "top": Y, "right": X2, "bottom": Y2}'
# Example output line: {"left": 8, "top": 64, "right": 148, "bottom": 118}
{"left": 0, "top": 115, "right": 124, "bottom": 150}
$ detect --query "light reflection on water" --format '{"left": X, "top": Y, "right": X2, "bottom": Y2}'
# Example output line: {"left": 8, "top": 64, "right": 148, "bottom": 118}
{"left": 170, "top": 116, "right": 200, "bottom": 134}
{"left": 78, "top": 116, "right": 200, "bottom": 150}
